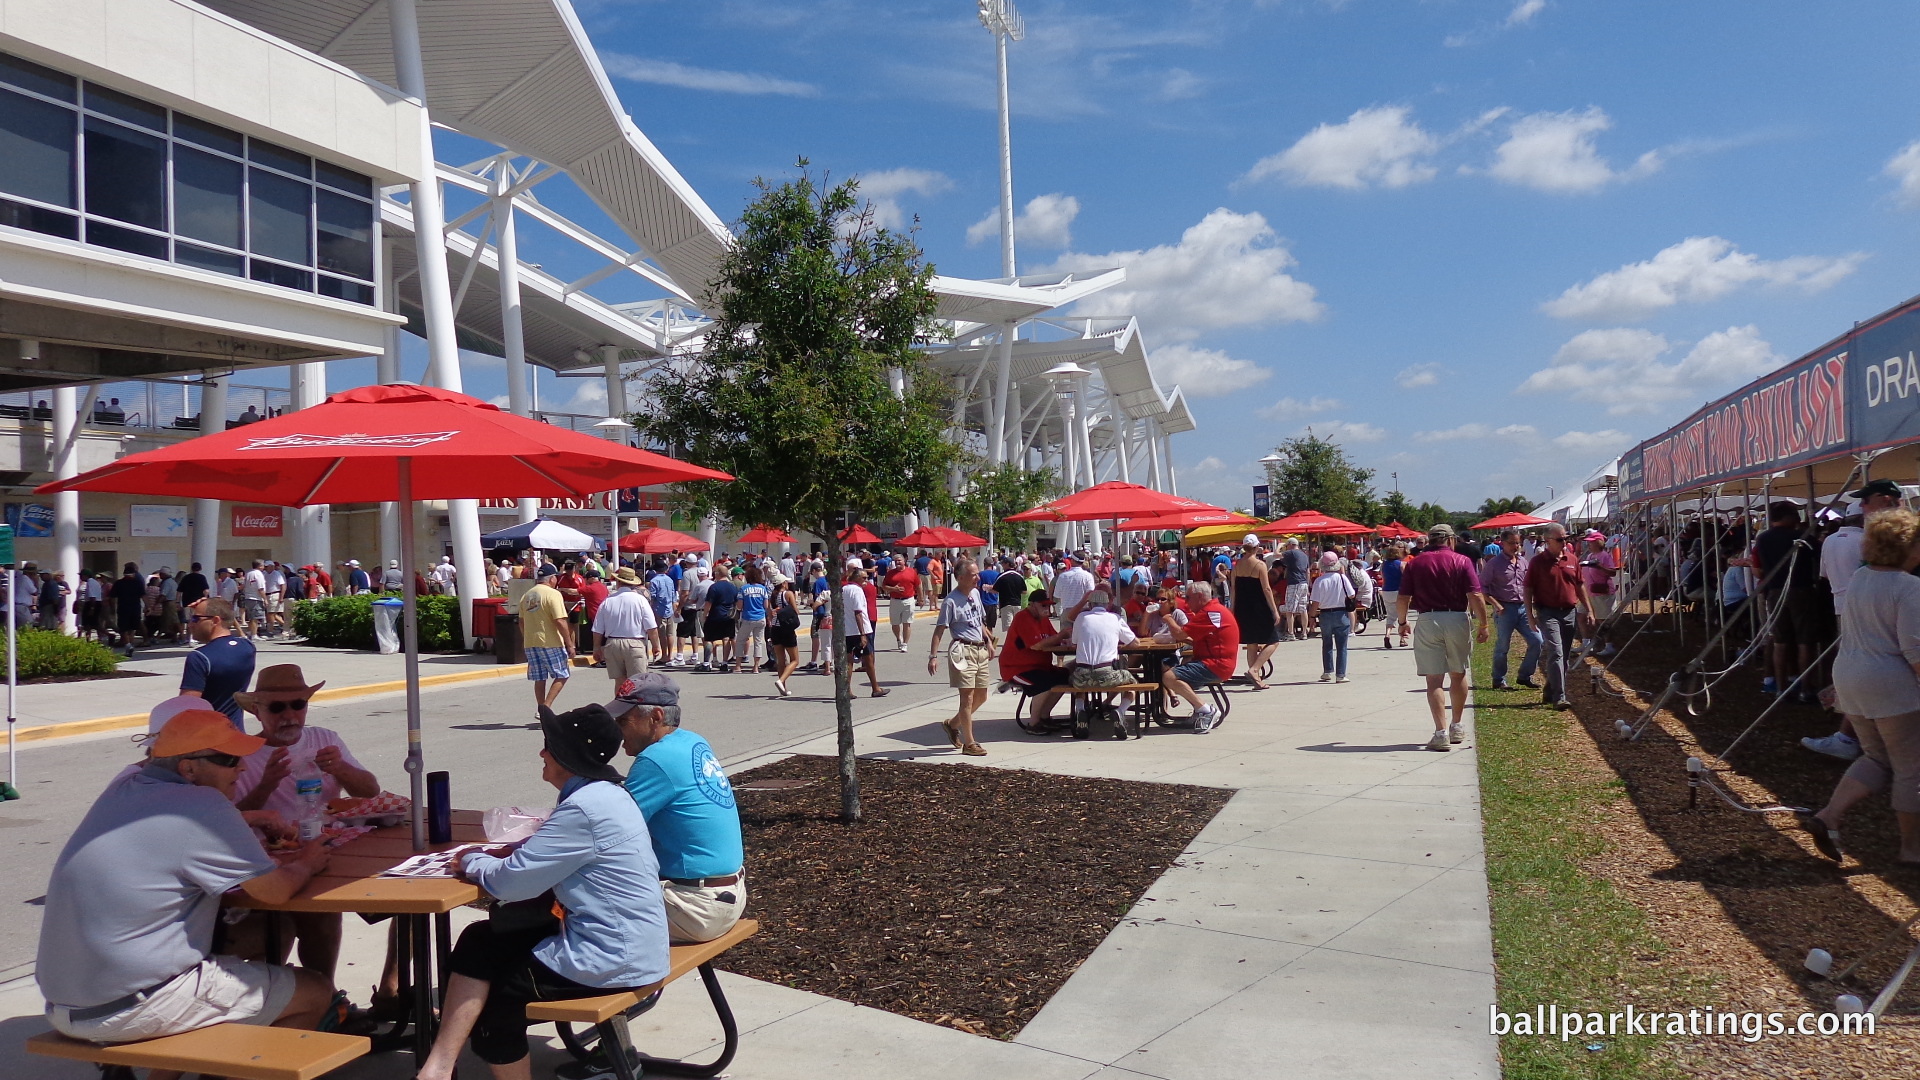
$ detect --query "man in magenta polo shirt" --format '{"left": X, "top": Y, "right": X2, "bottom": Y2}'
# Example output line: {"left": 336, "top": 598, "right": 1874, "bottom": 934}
{"left": 1525, "top": 523, "right": 1593, "bottom": 711}
{"left": 1395, "top": 523, "right": 1489, "bottom": 751}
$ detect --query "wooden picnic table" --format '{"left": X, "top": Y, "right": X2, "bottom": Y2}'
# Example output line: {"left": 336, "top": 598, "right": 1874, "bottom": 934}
{"left": 1036, "top": 640, "right": 1188, "bottom": 730}
{"left": 232, "top": 810, "right": 488, "bottom": 1060}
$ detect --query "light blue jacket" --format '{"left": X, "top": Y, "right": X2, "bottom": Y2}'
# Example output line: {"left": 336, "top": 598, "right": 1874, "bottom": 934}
{"left": 462, "top": 778, "right": 669, "bottom": 988}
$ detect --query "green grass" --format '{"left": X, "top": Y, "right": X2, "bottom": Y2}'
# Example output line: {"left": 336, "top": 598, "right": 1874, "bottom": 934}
{"left": 1474, "top": 643, "right": 1701, "bottom": 1079}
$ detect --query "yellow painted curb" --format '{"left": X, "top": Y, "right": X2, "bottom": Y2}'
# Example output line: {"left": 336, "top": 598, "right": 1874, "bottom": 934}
{"left": 9, "top": 662, "right": 529, "bottom": 746}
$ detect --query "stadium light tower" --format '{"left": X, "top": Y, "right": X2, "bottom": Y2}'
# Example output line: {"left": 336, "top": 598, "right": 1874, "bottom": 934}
{"left": 979, "top": 0, "right": 1023, "bottom": 279}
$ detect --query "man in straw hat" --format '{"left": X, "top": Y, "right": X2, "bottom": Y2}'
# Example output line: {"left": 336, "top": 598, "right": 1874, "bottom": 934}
{"left": 592, "top": 566, "right": 657, "bottom": 685}
{"left": 37, "top": 710, "right": 336, "bottom": 1045}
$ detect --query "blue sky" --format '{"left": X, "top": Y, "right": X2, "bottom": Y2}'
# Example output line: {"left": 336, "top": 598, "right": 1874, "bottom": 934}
{"left": 405, "top": 0, "right": 1920, "bottom": 512}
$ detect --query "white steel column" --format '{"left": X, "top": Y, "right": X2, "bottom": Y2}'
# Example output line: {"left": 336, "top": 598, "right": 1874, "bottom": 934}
{"left": 193, "top": 376, "right": 227, "bottom": 581}
{"left": 50, "top": 375, "right": 78, "bottom": 633}
{"left": 291, "top": 364, "right": 330, "bottom": 573}
{"left": 1161, "top": 431, "right": 1178, "bottom": 495}
{"left": 496, "top": 180, "right": 538, "bottom": 525}
{"left": 378, "top": 196, "right": 404, "bottom": 572}
{"left": 1146, "top": 417, "right": 1164, "bottom": 491}
{"left": 991, "top": 325, "right": 1013, "bottom": 465}
{"left": 1006, "top": 380, "right": 1023, "bottom": 472}
{"left": 886, "top": 367, "right": 919, "bottom": 535}
{"left": 1114, "top": 414, "right": 1133, "bottom": 484}
{"left": 949, "top": 375, "right": 968, "bottom": 495}
{"left": 391, "top": 0, "right": 485, "bottom": 646}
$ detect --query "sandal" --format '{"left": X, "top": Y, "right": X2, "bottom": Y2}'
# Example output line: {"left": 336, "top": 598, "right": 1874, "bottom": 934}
{"left": 871, "top": 687, "right": 890, "bottom": 698}
{"left": 961, "top": 743, "right": 987, "bottom": 757}
{"left": 1796, "top": 810, "right": 1843, "bottom": 862}
{"left": 942, "top": 719, "right": 962, "bottom": 749}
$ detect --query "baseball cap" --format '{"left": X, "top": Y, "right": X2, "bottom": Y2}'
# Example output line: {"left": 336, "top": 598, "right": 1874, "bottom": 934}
{"left": 1242, "top": 533, "right": 1261, "bottom": 547}
{"left": 1027, "top": 589, "right": 1051, "bottom": 604}
{"left": 538, "top": 563, "right": 560, "bottom": 579}
{"left": 1428, "top": 523, "right": 1456, "bottom": 539}
{"left": 695, "top": 566, "right": 711, "bottom": 579}
{"left": 147, "top": 694, "right": 209, "bottom": 735}
{"left": 150, "top": 709, "right": 266, "bottom": 758}
{"left": 604, "top": 672, "right": 681, "bottom": 718}
{"left": 1851, "top": 478, "right": 1902, "bottom": 501}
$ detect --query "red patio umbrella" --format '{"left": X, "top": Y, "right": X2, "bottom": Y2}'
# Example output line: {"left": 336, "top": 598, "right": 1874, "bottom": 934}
{"left": 1379, "top": 520, "right": 1424, "bottom": 540}
{"left": 1257, "top": 509, "right": 1370, "bottom": 535}
{"left": 1471, "top": 511, "right": 1554, "bottom": 530}
{"left": 622, "top": 526, "right": 709, "bottom": 554}
{"left": 898, "top": 525, "right": 988, "bottom": 547}
{"left": 1006, "top": 481, "right": 1221, "bottom": 522}
{"left": 1114, "top": 509, "right": 1257, "bottom": 532}
{"left": 38, "top": 383, "right": 730, "bottom": 849}
{"left": 737, "top": 525, "right": 796, "bottom": 544}
{"left": 839, "top": 524, "right": 881, "bottom": 544}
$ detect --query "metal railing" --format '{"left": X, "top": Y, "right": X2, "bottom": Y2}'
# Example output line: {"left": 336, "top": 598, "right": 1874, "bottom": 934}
{"left": 0, "top": 382, "right": 291, "bottom": 434}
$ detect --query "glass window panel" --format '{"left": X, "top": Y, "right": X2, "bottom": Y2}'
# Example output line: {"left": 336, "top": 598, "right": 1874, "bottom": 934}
{"left": 315, "top": 160, "right": 373, "bottom": 198}
{"left": 83, "top": 85, "right": 165, "bottom": 132}
{"left": 317, "top": 275, "right": 375, "bottom": 305}
{"left": 176, "top": 242, "right": 244, "bottom": 277}
{"left": 0, "top": 197, "right": 77, "bottom": 239}
{"left": 247, "top": 138, "right": 310, "bottom": 178}
{"left": 0, "top": 88, "right": 76, "bottom": 208}
{"left": 174, "top": 114, "right": 243, "bottom": 157}
{"left": 173, "top": 146, "right": 242, "bottom": 249}
{"left": 315, "top": 189, "right": 372, "bottom": 279}
{"left": 82, "top": 116, "right": 165, "bottom": 228}
{"left": 248, "top": 168, "right": 310, "bottom": 265}
{"left": 249, "top": 259, "right": 311, "bottom": 291}
{"left": 86, "top": 219, "right": 167, "bottom": 259}
{"left": 0, "top": 51, "right": 76, "bottom": 103}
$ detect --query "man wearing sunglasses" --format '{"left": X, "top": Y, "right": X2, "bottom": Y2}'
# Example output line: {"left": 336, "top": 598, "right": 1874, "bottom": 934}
{"left": 180, "top": 596, "right": 256, "bottom": 728}
{"left": 38, "top": 709, "right": 336, "bottom": 1046}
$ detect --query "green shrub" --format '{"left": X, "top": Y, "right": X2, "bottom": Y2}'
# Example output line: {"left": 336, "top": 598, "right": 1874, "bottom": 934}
{"left": 292, "top": 594, "right": 464, "bottom": 652}
{"left": 0, "top": 628, "right": 121, "bottom": 679}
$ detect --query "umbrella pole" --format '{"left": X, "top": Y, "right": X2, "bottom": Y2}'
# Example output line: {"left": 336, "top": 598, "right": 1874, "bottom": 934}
{"left": 6, "top": 571, "right": 14, "bottom": 798}
{"left": 399, "top": 458, "right": 427, "bottom": 852}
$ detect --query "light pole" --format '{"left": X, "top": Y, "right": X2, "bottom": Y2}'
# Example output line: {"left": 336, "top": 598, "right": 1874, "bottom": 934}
{"left": 1044, "top": 361, "right": 1092, "bottom": 551}
{"left": 979, "top": 0, "right": 1024, "bottom": 466}
{"left": 594, "top": 416, "right": 633, "bottom": 565}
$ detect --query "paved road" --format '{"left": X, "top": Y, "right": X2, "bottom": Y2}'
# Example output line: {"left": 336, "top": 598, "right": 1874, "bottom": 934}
{"left": 0, "top": 641, "right": 958, "bottom": 970}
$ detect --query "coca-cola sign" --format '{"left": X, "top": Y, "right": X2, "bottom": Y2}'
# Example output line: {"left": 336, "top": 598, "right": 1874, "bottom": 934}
{"left": 231, "top": 505, "right": 283, "bottom": 536}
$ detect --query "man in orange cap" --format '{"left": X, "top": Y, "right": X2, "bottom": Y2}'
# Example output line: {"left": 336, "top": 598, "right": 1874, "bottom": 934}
{"left": 37, "top": 710, "right": 336, "bottom": 1045}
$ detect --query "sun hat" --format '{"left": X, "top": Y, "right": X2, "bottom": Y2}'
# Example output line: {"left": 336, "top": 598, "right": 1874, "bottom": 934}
{"left": 613, "top": 566, "right": 643, "bottom": 587}
{"left": 1319, "top": 551, "right": 1339, "bottom": 568}
{"left": 1428, "top": 523, "right": 1456, "bottom": 539}
{"left": 1242, "top": 534, "right": 1261, "bottom": 547}
{"left": 603, "top": 672, "right": 680, "bottom": 718}
{"left": 233, "top": 664, "right": 327, "bottom": 712}
{"left": 539, "top": 704, "right": 624, "bottom": 782}
{"left": 150, "top": 709, "right": 266, "bottom": 758}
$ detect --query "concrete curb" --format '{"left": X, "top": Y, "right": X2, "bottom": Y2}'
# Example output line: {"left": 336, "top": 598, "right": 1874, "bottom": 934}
{"left": 6, "top": 662, "right": 529, "bottom": 746}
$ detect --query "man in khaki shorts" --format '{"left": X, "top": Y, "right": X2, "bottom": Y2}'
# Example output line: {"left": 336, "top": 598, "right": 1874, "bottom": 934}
{"left": 37, "top": 710, "right": 336, "bottom": 1044}
{"left": 1395, "top": 523, "right": 1490, "bottom": 751}
{"left": 591, "top": 566, "right": 656, "bottom": 684}
{"left": 927, "top": 559, "right": 995, "bottom": 756}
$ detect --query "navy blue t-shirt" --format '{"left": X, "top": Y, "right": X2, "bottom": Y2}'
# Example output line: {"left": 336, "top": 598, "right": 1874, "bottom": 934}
{"left": 181, "top": 634, "right": 257, "bottom": 727}
{"left": 977, "top": 567, "right": 1001, "bottom": 607}
{"left": 705, "top": 580, "right": 739, "bottom": 619}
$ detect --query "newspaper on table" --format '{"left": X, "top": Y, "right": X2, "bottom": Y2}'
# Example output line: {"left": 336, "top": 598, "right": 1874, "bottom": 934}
{"left": 381, "top": 843, "right": 492, "bottom": 878}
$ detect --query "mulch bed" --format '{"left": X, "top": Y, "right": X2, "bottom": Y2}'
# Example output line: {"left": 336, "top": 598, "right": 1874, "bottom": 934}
{"left": 1563, "top": 613, "right": 1920, "bottom": 1075}
{"left": 718, "top": 754, "right": 1231, "bottom": 1039}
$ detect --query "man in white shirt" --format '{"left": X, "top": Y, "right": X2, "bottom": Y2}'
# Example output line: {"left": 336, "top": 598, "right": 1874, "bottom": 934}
{"left": 1069, "top": 590, "right": 1136, "bottom": 689}
{"left": 840, "top": 569, "right": 886, "bottom": 697}
{"left": 9, "top": 563, "right": 38, "bottom": 627}
{"left": 431, "top": 556, "right": 457, "bottom": 595}
{"left": 241, "top": 560, "right": 269, "bottom": 639}
{"left": 262, "top": 561, "right": 286, "bottom": 638}
{"left": 1051, "top": 555, "right": 1096, "bottom": 626}
{"left": 592, "top": 567, "right": 658, "bottom": 685}
{"left": 779, "top": 553, "right": 796, "bottom": 582}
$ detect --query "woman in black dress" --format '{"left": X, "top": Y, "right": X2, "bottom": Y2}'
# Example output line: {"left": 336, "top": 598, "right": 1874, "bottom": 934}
{"left": 1230, "top": 536, "right": 1280, "bottom": 689}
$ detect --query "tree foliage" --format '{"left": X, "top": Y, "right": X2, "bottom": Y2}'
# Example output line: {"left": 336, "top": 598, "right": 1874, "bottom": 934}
{"left": 1263, "top": 434, "right": 1377, "bottom": 523}
{"left": 953, "top": 465, "right": 1063, "bottom": 549}
{"left": 635, "top": 163, "right": 958, "bottom": 821}
{"left": 1477, "top": 495, "right": 1539, "bottom": 518}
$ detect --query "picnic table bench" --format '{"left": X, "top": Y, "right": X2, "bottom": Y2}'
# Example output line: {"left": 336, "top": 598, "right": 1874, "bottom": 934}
{"left": 529, "top": 918, "right": 761, "bottom": 1080}
{"left": 26, "top": 1024, "right": 369, "bottom": 1080}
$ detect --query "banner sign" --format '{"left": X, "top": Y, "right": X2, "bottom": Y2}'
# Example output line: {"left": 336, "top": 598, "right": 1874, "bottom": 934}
{"left": 1622, "top": 294, "right": 1920, "bottom": 501}
{"left": 1252, "top": 485, "right": 1271, "bottom": 519}
{"left": 231, "top": 505, "right": 283, "bottom": 536}
{"left": 131, "top": 504, "right": 189, "bottom": 538}
{"left": 4, "top": 503, "right": 53, "bottom": 538}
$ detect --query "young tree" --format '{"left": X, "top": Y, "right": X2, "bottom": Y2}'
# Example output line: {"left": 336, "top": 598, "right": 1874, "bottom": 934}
{"left": 1262, "top": 433, "right": 1377, "bottom": 523}
{"left": 1476, "top": 495, "right": 1539, "bottom": 518}
{"left": 953, "top": 465, "right": 1061, "bottom": 550}
{"left": 1380, "top": 490, "right": 1416, "bottom": 527}
{"left": 635, "top": 163, "right": 958, "bottom": 821}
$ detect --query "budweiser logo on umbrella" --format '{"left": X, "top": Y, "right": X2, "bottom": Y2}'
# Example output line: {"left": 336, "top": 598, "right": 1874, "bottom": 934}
{"left": 240, "top": 431, "right": 459, "bottom": 450}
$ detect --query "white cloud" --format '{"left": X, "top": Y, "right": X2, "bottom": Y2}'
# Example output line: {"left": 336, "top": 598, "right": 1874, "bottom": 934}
{"left": 1256, "top": 396, "right": 1341, "bottom": 421}
{"left": 1485, "top": 108, "right": 1660, "bottom": 193}
{"left": 1045, "top": 208, "right": 1324, "bottom": 342}
{"left": 967, "top": 193, "right": 1081, "bottom": 250}
{"left": 1542, "top": 236, "right": 1865, "bottom": 321}
{"left": 1885, "top": 141, "right": 1920, "bottom": 207}
{"left": 1552, "top": 429, "right": 1634, "bottom": 455}
{"left": 1159, "top": 69, "right": 1203, "bottom": 101}
{"left": 1414, "top": 423, "right": 1538, "bottom": 442}
{"left": 1303, "top": 420, "right": 1387, "bottom": 444}
{"left": 1505, "top": 0, "right": 1547, "bottom": 27}
{"left": 560, "top": 379, "right": 608, "bottom": 414}
{"left": 1395, "top": 363, "right": 1443, "bottom": 389}
{"left": 1148, "top": 344, "right": 1272, "bottom": 398}
{"left": 858, "top": 168, "right": 953, "bottom": 231}
{"left": 599, "top": 54, "right": 819, "bottom": 97}
{"left": 1242, "top": 106, "right": 1440, "bottom": 190}
{"left": 1445, "top": 0, "right": 1547, "bottom": 47}
{"left": 1517, "top": 324, "right": 1781, "bottom": 413}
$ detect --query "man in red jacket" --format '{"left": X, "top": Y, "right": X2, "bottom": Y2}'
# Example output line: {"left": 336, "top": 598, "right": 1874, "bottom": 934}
{"left": 1165, "top": 580, "right": 1239, "bottom": 734}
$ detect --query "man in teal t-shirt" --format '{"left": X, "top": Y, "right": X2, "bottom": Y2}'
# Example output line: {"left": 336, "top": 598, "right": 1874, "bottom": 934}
{"left": 607, "top": 673, "right": 745, "bottom": 943}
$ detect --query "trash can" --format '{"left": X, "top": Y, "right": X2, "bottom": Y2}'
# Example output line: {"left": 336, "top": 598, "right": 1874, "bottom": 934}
{"left": 372, "top": 597, "right": 404, "bottom": 655}
{"left": 493, "top": 613, "right": 524, "bottom": 665}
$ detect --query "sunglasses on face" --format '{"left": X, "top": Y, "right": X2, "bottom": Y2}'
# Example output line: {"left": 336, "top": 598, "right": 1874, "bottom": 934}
{"left": 266, "top": 699, "right": 309, "bottom": 713}
{"left": 189, "top": 613, "right": 218, "bottom": 623}
{"left": 188, "top": 751, "right": 241, "bottom": 768}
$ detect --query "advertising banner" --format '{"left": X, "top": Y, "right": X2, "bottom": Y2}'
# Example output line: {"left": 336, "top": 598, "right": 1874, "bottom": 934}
{"left": 1622, "top": 295, "right": 1920, "bottom": 502}
{"left": 1252, "top": 485, "right": 1271, "bottom": 518}
{"left": 231, "top": 505, "right": 283, "bottom": 537}
{"left": 131, "top": 504, "right": 189, "bottom": 538}
{"left": 4, "top": 503, "right": 53, "bottom": 538}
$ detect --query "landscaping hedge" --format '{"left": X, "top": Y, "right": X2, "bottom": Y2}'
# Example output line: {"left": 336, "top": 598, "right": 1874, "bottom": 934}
{"left": 291, "top": 594, "right": 464, "bottom": 652}
{"left": 2, "top": 628, "right": 121, "bottom": 679}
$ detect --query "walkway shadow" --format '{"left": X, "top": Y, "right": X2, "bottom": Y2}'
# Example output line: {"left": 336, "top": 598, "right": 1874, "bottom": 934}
{"left": 1296, "top": 741, "right": 1428, "bottom": 753}
{"left": 449, "top": 722, "right": 539, "bottom": 731}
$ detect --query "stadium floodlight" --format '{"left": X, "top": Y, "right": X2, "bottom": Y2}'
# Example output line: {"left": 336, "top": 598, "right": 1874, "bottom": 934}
{"left": 978, "top": 0, "right": 1024, "bottom": 280}
{"left": 978, "top": 0, "right": 1024, "bottom": 39}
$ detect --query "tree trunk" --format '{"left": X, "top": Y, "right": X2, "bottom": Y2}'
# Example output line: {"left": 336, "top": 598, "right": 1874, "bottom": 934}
{"left": 824, "top": 533, "right": 860, "bottom": 822}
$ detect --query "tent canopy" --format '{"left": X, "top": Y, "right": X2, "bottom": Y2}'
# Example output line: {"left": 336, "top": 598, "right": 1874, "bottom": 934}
{"left": 481, "top": 517, "right": 599, "bottom": 552}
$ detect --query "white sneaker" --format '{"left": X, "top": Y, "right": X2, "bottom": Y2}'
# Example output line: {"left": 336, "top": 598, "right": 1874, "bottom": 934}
{"left": 1801, "top": 732, "right": 1862, "bottom": 761}
{"left": 1319, "top": 672, "right": 1333, "bottom": 682}
{"left": 1449, "top": 722, "right": 1464, "bottom": 744}
{"left": 1335, "top": 675, "right": 1350, "bottom": 683}
{"left": 1426, "top": 729, "right": 1450, "bottom": 752}
{"left": 1192, "top": 706, "right": 1217, "bottom": 734}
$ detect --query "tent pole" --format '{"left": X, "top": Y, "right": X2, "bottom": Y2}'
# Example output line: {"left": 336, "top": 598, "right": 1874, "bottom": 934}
{"left": 399, "top": 458, "right": 426, "bottom": 852}
{"left": 6, "top": 569, "right": 14, "bottom": 797}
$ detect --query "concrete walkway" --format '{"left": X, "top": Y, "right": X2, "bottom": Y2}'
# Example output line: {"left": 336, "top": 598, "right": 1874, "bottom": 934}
{"left": 1, "top": 623, "right": 1500, "bottom": 1080}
